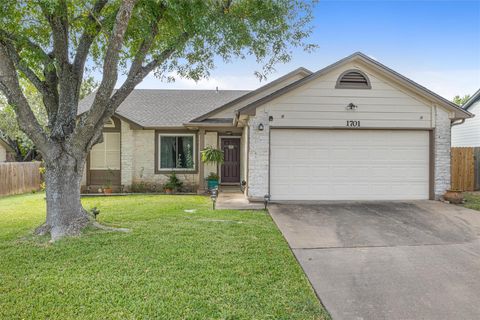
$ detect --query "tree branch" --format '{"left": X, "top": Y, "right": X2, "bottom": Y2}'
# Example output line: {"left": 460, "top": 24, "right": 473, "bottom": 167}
{"left": 109, "top": 46, "right": 177, "bottom": 111}
{"left": 4, "top": 44, "right": 47, "bottom": 94}
{"left": 40, "top": 0, "right": 79, "bottom": 140}
{"left": 0, "top": 29, "right": 60, "bottom": 128}
{"left": 76, "top": 0, "right": 137, "bottom": 143}
{"left": 126, "top": 3, "right": 165, "bottom": 78}
{"left": 41, "top": 0, "right": 70, "bottom": 66}
{"left": 0, "top": 42, "right": 54, "bottom": 156}
{"left": 6, "top": 44, "right": 59, "bottom": 125}
{"left": 0, "top": 29, "right": 52, "bottom": 63}
{"left": 79, "top": 30, "right": 188, "bottom": 152}
{"left": 73, "top": 0, "right": 109, "bottom": 87}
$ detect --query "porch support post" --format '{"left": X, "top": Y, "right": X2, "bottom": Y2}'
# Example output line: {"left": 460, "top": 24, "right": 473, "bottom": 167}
{"left": 197, "top": 129, "right": 205, "bottom": 194}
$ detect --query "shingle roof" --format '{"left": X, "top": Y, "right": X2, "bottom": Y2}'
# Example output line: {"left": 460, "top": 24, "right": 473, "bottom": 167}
{"left": 78, "top": 89, "right": 250, "bottom": 127}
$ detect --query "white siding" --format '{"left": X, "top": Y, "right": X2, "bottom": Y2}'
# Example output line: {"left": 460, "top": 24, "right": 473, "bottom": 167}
{"left": 210, "top": 73, "right": 306, "bottom": 119}
{"left": 451, "top": 100, "right": 480, "bottom": 147}
{"left": 260, "top": 62, "right": 436, "bottom": 129}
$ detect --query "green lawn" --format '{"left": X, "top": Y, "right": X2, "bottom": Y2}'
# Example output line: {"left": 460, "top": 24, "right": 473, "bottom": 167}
{"left": 0, "top": 193, "right": 328, "bottom": 320}
{"left": 464, "top": 192, "right": 480, "bottom": 211}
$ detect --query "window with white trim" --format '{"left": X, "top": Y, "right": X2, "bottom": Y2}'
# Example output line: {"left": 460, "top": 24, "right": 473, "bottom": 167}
{"left": 90, "top": 132, "right": 121, "bottom": 170}
{"left": 158, "top": 134, "right": 195, "bottom": 170}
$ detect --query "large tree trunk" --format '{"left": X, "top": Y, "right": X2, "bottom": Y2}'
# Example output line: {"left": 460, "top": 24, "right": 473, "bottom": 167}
{"left": 36, "top": 153, "right": 90, "bottom": 241}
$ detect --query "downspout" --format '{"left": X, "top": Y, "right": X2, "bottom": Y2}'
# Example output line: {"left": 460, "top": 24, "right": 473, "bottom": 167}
{"left": 451, "top": 119, "right": 465, "bottom": 127}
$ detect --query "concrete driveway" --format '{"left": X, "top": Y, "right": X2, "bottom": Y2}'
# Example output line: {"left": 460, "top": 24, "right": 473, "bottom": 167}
{"left": 269, "top": 201, "right": 480, "bottom": 320}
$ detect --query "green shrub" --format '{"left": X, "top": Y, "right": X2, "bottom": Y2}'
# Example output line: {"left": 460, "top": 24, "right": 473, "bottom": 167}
{"left": 164, "top": 172, "right": 183, "bottom": 191}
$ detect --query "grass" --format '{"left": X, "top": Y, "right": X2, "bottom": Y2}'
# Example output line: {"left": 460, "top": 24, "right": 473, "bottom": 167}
{"left": 463, "top": 192, "right": 480, "bottom": 211}
{"left": 0, "top": 193, "right": 328, "bottom": 320}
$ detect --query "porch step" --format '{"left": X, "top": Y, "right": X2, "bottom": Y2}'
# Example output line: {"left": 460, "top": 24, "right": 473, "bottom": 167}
{"left": 216, "top": 192, "right": 265, "bottom": 210}
{"left": 219, "top": 185, "right": 242, "bottom": 193}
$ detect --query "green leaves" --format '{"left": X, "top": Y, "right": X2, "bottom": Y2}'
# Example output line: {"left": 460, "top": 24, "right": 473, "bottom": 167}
{"left": 1, "top": 0, "right": 316, "bottom": 83}
{"left": 453, "top": 94, "right": 471, "bottom": 106}
{"left": 201, "top": 146, "right": 224, "bottom": 165}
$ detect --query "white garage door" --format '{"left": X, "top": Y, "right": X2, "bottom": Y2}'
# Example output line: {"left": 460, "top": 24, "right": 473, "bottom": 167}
{"left": 270, "top": 129, "right": 430, "bottom": 200}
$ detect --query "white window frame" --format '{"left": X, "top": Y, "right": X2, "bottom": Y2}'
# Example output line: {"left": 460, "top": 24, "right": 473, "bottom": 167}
{"left": 157, "top": 133, "right": 196, "bottom": 171}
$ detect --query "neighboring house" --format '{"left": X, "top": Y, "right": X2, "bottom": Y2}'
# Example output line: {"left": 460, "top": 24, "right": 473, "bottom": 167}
{"left": 79, "top": 52, "right": 472, "bottom": 200}
{"left": 0, "top": 138, "right": 15, "bottom": 162}
{"left": 451, "top": 89, "right": 480, "bottom": 147}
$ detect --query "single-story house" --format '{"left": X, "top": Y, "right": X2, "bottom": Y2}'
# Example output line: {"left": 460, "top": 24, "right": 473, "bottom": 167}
{"left": 452, "top": 89, "right": 480, "bottom": 147}
{"left": 79, "top": 52, "right": 472, "bottom": 201}
{"left": 0, "top": 138, "right": 15, "bottom": 162}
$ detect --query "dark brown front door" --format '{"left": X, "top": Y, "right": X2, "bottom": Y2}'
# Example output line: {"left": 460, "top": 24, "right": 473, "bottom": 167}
{"left": 221, "top": 138, "right": 240, "bottom": 183}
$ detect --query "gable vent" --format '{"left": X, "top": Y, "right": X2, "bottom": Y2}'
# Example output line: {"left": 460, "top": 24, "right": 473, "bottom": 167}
{"left": 336, "top": 70, "right": 371, "bottom": 89}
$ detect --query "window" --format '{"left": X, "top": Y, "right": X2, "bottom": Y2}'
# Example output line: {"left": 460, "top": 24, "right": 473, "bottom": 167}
{"left": 336, "top": 70, "right": 371, "bottom": 89}
{"left": 158, "top": 134, "right": 195, "bottom": 170}
{"left": 90, "top": 132, "right": 120, "bottom": 170}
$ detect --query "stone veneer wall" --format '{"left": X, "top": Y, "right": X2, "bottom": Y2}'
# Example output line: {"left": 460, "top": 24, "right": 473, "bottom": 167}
{"left": 120, "top": 120, "right": 134, "bottom": 187}
{"left": 246, "top": 111, "right": 270, "bottom": 200}
{"left": 434, "top": 107, "right": 451, "bottom": 199}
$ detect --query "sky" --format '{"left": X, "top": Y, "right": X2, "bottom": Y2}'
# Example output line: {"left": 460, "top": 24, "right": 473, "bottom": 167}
{"left": 119, "top": 0, "right": 480, "bottom": 101}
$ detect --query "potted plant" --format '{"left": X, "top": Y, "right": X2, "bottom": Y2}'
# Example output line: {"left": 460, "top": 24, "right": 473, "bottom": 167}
{"left": 200, "top": 146, "right": 224, "bottom": 190}
{"left": 164, "top": 172, "right": 183, "bottom": 194}
{"left": 443, "top": 189, "right": 464, "bottom": 204}
{"left": 206, "top": 172, "right": 220, "bottom": 190}
{"left": 103, "top": 168, "right": 114, "bottom": 194}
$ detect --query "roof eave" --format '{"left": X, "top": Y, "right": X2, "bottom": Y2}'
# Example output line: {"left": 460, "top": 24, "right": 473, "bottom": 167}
{"left": 190, "top": 67, "right": 313, "bottom": 122}
{"left": 183, "top": 122, "right": 236, "bottom": 129}
{"left": 238, "top": 52, "right": 474, "bottom": 119}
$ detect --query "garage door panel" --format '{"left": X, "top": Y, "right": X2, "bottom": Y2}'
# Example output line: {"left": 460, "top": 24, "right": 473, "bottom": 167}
{"left": 270, "top": 129, "right": 429, "bottom": 200}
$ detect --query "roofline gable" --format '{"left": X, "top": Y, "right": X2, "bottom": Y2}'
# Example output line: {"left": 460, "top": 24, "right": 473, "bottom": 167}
{"left": 237, "top": 52, "right": 473, "bottom": 119}
{"left": 189, "top": 67, "right": 312, "bottom": 122}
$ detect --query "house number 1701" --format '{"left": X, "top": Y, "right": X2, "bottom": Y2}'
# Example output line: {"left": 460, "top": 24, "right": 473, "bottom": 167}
{"left": 346, "top": 120, "right": 361, "bottom": 127}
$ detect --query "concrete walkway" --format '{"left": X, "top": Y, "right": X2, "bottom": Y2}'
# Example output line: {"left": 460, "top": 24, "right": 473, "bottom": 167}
{"left": 216, "top": 192, "right": 264, "bottom": 210}
{"left": 269, "top": 201, "right": 480, "bottom": 320}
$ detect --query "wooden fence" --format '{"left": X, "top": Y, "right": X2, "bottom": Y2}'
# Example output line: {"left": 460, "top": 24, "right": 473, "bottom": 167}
{"left": 0, "top": 161, "right": 42, "bottom": 196}
{"left": 451, "top": 147, "right": 479, "bottom": 191}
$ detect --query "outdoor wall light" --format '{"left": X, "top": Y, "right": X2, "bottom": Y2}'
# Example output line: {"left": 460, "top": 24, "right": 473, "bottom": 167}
{"left": 241, "top": 180, "right": 247, "bottom": 192}
{"left": 258, "top": 123, "right": 264, "bottom": 131}
{"left": 264, "top": 194, "right": 271, "bottom": 210}
{"left": 346, "top": 103, "right": 358, "bottom": 111}
{"left": 210, "top": 188, "right": 218, "bottom": 210}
